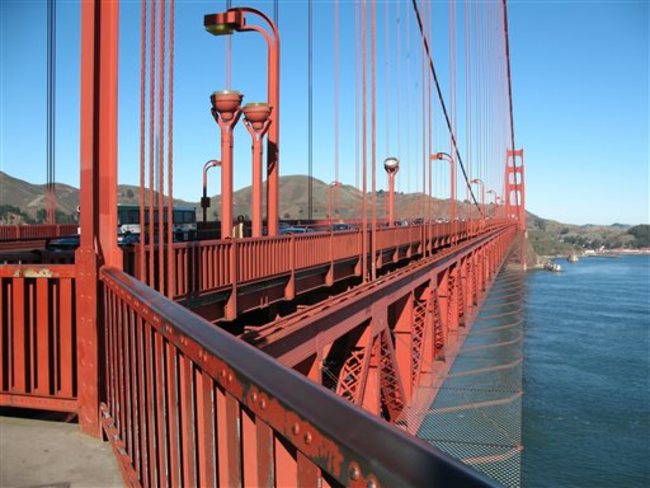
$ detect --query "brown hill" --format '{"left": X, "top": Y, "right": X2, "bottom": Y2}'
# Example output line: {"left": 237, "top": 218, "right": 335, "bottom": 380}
{"left": 0, "top": 171, "right": 477, "bottom": 223}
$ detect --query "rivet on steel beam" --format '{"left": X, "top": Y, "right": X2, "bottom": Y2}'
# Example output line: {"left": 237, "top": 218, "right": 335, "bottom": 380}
{"left": 367, "top": 479, "right": 377, "bottom": 488}
{"left": 349, "top": 464, "right": 360, "bottom": 481}
{"left": 252, "top": 392, "right": 258, "bottom": 402}
{"left": 292, "top": 423, "right": 300, "bottom": 435}
{"left": 304, "top": 432, "right": 312, "bottom": 444}
{"left": 227, "top": 373, "right": 233, "bottom": 383}
{"left": 260, "top": 399, "right": 267, "bottom": 410}
{"left": 221, "top": 370, "right": 227, "bottom": 378}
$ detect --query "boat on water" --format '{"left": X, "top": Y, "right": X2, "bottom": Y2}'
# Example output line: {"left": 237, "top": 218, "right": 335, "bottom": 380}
{"left": 544, "top": 262, "right": 563, "bottom": 272}
{"left": 567, "top": 253, "right": 579, "bottom": 263}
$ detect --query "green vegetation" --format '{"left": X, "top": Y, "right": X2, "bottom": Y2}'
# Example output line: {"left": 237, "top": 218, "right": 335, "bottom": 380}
{"left": 0, "top": 204, "right": 37, "bottom": 224}
{"left": 627, "top": 225, "right": 650, "bottom": 247}
{"left": 526, "top": 211, "right": 648, "bottom": 258}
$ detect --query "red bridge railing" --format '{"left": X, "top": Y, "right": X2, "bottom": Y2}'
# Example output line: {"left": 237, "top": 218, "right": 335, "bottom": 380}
{"left": 100, "top": 266, "right": 493, "bottom": 487}
{"left": 0, "top": 264, "right": 77, "bottom": 412}
{"left": 127, "top": 220, "right": 488, "bottom": 302}
{"left": 0, "top": 224, "right": 78, "bottom": 241}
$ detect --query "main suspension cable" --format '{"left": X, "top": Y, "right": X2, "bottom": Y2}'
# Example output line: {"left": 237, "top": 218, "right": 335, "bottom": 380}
{"left": 410, "top": 0, "right": 482, "bottom": 215}
{"left": 502, "top": 0, "right": 520, "bottom": 213}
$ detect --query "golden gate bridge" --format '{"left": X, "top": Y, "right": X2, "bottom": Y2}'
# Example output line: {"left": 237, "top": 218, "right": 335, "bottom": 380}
{"left": 0, "top": 0, "right": 526, "bottom": 486}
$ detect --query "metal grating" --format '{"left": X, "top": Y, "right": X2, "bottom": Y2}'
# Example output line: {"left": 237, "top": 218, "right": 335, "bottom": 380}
{"left": 415, "top": 267, "right": 525, "bottom": 487}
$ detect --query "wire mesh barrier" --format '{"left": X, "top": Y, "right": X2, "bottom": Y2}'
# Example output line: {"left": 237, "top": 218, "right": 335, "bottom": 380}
{"left": 402, "top": 264, "right": 525, "bottom": 487}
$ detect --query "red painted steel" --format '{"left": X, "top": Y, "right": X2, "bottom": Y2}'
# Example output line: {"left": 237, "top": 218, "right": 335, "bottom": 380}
{"left": 0, "top": 224, "right": 78, "bottom": 242}
{"left": 0, "top": 265, "right": 77, "bottom": 412}
{"left": 505, "top": 148, "right": 526, "bottom": 231}
{"left": 205, "top": 7, "right": 281, "bottom": 236}
{"left": 242, "top": 103, "right": 272, "bottom": 237}
{"left": 98, "top": 265, "right": 492, "bottom": 487}
{"left": 211, "top": 90, "right": 243, "bottom": 239}
{"left": 237, "top": 225, "right": 517, "bottom": 434}
{"left": 75, "top": 0, "right": 121, "bottom": 436}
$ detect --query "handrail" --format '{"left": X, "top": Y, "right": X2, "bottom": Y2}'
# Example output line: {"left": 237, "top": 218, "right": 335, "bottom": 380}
{"left": 100, "top": 265, "right": 495, "bottom": 487}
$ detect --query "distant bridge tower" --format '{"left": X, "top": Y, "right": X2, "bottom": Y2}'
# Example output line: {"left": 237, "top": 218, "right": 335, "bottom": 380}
{"left": 504, "top": 148, "right": 526, "bottom": 232}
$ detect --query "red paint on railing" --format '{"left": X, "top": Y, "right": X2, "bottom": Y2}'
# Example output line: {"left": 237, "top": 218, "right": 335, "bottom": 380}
{"left": 0, "top": 264, "right": 77, "bottom": 412}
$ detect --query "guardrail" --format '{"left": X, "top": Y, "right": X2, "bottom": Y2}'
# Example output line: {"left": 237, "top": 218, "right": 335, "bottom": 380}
{"left": 0, "top": 224, "right": 78, "bottom": 241}
{"left": 126, "top": 220, "right": 500, "bottom": 304}
{"left": 0, "top": 264, "right": 77, "bottom": 412}
{"left": 100, "top": 266, "right": 494, "bottom": 487}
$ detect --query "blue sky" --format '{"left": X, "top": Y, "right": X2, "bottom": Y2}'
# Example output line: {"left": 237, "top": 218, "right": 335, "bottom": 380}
{"left": 1, "top": 0, "right": 648, "bottom": 225}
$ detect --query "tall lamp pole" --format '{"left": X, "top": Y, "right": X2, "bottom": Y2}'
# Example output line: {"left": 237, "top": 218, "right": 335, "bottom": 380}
{"left": 242, "top": 103, "right": 272, "bottom": 237}
{"left": 204, "top": 8, "right": 281, "bottom": 236}
{"left": 486, "top": 189, "right": 496, "bottom": 220}
{"left": 202, "top": 159, "right": 221, "bottom": 224}
{"left": 431, "top": 152, "right": 457, "bottom": 240}
{"left": 470, "top": 178, "right": 486, "bottom": 225}
{"left": 383, "top": 157, "right": 399, "bottom": 226}
{"left": 210, "top": 90, "right": 243, "bottom": 239}
{"left": 327, "top": 181, "right": 342, "bottom": 226}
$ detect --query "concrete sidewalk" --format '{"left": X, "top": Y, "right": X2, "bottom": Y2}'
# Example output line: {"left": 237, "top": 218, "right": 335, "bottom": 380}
{"left": 0, "top": 413, "right": 123, "bottom": 488}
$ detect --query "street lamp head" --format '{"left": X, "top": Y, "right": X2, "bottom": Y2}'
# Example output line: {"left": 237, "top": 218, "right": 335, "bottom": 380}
{"left": 383, "top": 157, "right": 400, "bottom": 174}
{"left": 205, "top": 159, "right": 222, "bottom": 169}
{"left": 204, "top": 9, "right": 245, "bottom": 36}
{"left": 242, "top": 102, "right": 272, "bottom": 130}
{"left": 210, "top": 90, "right": 243, "bottom": 122}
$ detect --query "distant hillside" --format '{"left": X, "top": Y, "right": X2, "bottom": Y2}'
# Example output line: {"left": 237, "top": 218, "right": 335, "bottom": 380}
{"left": 525, "top": 210, "right": 647, "bottom": 255}
{"left": 205, "top": 174, "right": 473, "bottom": 221}
{"left": 0, "top": 171, "right": 474, "bottom": 223}
{"left": 1, "top": 170, "right": 646, "bottom": 256}
{"left": 0, "top": 171, "right": 194, "bottom": 224}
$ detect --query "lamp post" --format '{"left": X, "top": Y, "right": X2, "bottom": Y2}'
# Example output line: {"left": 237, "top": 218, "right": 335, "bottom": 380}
{"left": 202, "top": 159, "right": 221, "bottom": 224}
{"left": 204, "top": 7, "right": 280, "bottom": 236}
{"left": 242, "top": 102, "right": 272, "bottom": 237}
{"left": 210, "top": 90, "right": 243, "bottom": 239}
{"left": 383, "top": 157, "right": 399, "bottom": 226}
{"left": 327, "top": 181, "right": 342, "bottom": 226}
{"left": 430, "top": 152, "right": 456, "bottom": 223}
{"left": 495, "top": 195, "right": 503, "bottom": 220}
{"left": 470, "top": 178, "right": 486, "bottom": 225}
{"left": 486, "top": 189, "right": 496, "bottom": 220}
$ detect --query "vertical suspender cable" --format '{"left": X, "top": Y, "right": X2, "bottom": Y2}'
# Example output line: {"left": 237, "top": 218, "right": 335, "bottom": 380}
{"left": 354, "top": 1, "right": 360, "bottom": 218}
{"left": 139, "top": 0, "right": 147, "bottom": 281}
{"left": 334, "top": 0, "right": 340, "bottom": 218}
{"left": 420, "top": 3, "right": 425, "bottom": 222}
{"left": 406, "top": 4, "right": 411, "bottom": 214}
{"left": 46, "top": 0, "right": 56, "bottom": 225}
{"left": 226, "top": 0, "right": 232, "bottom": 89}
{"left": 396, "top": 1, "right": 401, "bottom": 220}
{"left": 370, "top": 0, "right": 377, "bottom": 280}
{"left": 166, "top": 0, "right": 175, "bottom": 298}
{"left": 427, "top": 2, "right": 432, "bottom": 253}
{"left": 448, "top": 0, "right": 454, "bottom": 219}
{"left": 157, "top": 0, "right": 166, "bottom": 295}
{"left": 384, "top": 0, "right": 390, "bottom": 220}
{"left": 411, "top": 0, "right": 482, "bottom": 214}
{"left": 464, "top": 0, "right": 472, "bottom": 217}
{"left": 148, "top": 0, "right": 156, "bottom": 286}
{"left": 308, "top": 0, "right": 313, "bottom": 220}
{"left": 361, "top": 0, "right": 368, "bottom": 281}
